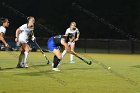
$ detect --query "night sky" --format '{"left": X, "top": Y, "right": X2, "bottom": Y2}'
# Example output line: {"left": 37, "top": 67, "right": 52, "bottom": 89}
{"left": 0, "top": 0, "right": 140, "bottom": 39}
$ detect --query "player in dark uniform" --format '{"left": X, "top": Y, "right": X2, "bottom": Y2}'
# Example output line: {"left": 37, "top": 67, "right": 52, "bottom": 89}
{"left": 47, "top": 34, "right": 75, "bottom": 71}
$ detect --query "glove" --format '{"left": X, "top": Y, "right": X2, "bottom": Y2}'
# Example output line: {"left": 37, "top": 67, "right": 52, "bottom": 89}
{"left": 31, "top": 36, "right": 36, "bottom": 42}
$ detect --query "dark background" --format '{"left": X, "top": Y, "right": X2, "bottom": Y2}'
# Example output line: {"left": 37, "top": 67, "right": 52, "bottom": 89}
{"left": 0, "top": 0, "right": 140, "bottom": 39}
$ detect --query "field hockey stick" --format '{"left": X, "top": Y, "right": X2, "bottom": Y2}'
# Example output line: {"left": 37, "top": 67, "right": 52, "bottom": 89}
{"left": 73, "top": 53, "right": 92, "bottom": 65}
{"left": 34, "top": 39, "right": 50, "bottom": 64}
{"left": 31, "top": 30, "right": 50, "bottom": 64}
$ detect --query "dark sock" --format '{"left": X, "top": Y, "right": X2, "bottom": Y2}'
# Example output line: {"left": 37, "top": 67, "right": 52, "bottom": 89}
{"left": 53, "top": 55, "right": 61, "bottom": 68}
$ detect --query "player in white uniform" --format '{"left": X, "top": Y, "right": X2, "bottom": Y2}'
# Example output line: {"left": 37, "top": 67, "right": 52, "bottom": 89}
{"left": 0, "top": 18, "right": 9, "bottom": 47}
{"left": 62, "top": 22, "right": 80, "bottom": 63}
{"left": 15, "top": 16, "right": 35, "bottom": 68}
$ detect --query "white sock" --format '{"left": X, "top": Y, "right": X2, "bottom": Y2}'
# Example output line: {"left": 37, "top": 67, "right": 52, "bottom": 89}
{"left": 62, "top": 50, "right": 67, "bottom": 58}
{"left": 70, "top": 54, "right": 74, "bottom": 61}
{"left": 18, "top": 53, "right": 24, "bottom": 64}
{"left": 23, "top": 52, "right": 28, "bottom": 64}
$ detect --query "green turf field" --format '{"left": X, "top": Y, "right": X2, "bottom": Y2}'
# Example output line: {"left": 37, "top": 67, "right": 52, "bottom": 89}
{"left": 0, "top": 51, "right": 140, "bottom": 93}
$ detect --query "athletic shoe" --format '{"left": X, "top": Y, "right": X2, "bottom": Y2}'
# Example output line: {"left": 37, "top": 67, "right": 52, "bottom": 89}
{"left": 24, "top": 64, "right": 29, "bottom": 68}
{"left": 22, "top": 63, "right": 29, "bottom": 68}
{"left": 52, "top": 68, "right": 60, "bottom": 71}
{"left": 16, "top": 63, "right": 23, "bottom": 68}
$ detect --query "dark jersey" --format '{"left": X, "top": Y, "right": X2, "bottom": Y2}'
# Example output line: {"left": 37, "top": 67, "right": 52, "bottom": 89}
{"left": 53, "top": 35, "right": 68, "bottom": 46}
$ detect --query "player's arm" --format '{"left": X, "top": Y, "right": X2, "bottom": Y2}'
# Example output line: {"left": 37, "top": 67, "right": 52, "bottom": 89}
{"left": 31, "top": 30, "right": 35, "bottom": 37}
{"left": 61, "top": 38, "right": 75, "bottom": 54}
{"left": 31, "top": 30, "right": 36, "bottom": 42}
{"left": 0, "top": 32, "right": 9, "bottom": 47}
{"left": 75, "top": 29, "right": 80, "bottom": 41}
{"left": 15, "top": 28, "right": 21, "bottom": 42}
{"left": 65, "top": 29, "right": 69, "bottom": 36}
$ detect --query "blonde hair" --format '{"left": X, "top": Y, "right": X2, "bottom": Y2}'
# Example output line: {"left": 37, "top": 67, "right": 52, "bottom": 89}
{"left": 70, "top": 21, "right": 76, "bottom": 27}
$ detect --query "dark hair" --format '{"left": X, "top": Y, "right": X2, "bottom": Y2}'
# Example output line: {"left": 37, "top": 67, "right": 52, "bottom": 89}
{"left": 0, "top": 18, "right": 8, "bottom": 25}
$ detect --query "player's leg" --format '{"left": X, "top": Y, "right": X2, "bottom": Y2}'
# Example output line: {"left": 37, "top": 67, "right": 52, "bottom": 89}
{"left": 16, "top": 48, "right": 24, "bottom": 68}
{"left": 47, "top": 37, "right": 62, "bottom": 71}
{"left": 62, "top": 49, "right": 67, "bottom": 58}
{"left": 21, "top": 43, "right": 30, "bottom": 68}
{"left": 62, "top": 42, "right": 71, "bottom": 58}
{"left": 52, "top": 49, "right": 62, "bottom": 71}
{"left": 70, "top": 42, "right": 75, "bottom": 63}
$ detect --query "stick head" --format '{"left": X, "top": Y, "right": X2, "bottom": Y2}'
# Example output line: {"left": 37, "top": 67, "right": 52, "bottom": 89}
{"left": 88, "top": 61, "right": 92, "bottom": 65}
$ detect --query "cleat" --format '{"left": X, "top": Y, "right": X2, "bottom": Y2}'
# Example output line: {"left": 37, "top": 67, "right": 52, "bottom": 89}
{"left": 52, "top": 68, "right": 60, "bottom": 71}
{"left": 16, "top": 63, "right": 23, "bottom": 68}
{"left": 22, "top": 63, "right": 29, "bottom": 68}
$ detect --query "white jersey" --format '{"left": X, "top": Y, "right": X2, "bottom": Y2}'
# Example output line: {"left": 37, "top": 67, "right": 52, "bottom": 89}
{"left": 65, "top": 28, "right": 79, "bottom": 38}
{"left": 0, "top": 26, "right": 6, "bottom": 34}
{"left": 18, "top": 24, "right": 34, "bottom": 43}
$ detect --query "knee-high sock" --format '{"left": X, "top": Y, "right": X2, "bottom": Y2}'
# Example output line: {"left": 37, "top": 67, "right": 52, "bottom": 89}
{"left": 23, "top": 52, "right": 28, "bottom": 64}
{"left": 70, "top": 54, "right": 74, "bottom": 61}
{"left": 62, "top": 50, "right": 67, "bottom": 58}
{"left": 18, "top": 53, "right": 24, "bottom": 64}
{"left": 53, "top": 55, "right": 61, "bottom": 68}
